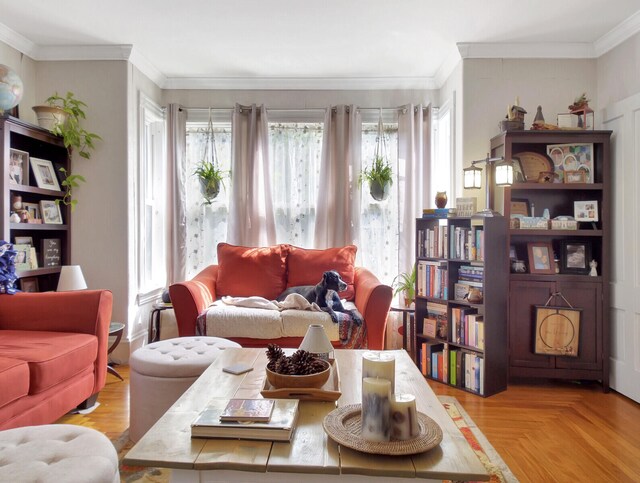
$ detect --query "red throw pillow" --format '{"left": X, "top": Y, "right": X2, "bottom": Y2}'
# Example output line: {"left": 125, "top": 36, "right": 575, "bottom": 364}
{"left": 287, "top": 245, "right": 357, "bottom": 300}
{"left": 216, "top": 243, "right": 289, "bottom": 300}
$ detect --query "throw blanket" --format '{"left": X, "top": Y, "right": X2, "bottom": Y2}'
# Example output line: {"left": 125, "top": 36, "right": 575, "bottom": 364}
{"left": 196, "top": 294, "right": 367, "bottom": 349}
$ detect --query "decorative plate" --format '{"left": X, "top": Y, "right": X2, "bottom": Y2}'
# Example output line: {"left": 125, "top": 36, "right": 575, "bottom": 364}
{"left": 322, "top": 404, "right": 443, "bottom": 455}
{"left": 512, "top": 152, "right": 554, "bottom": 182}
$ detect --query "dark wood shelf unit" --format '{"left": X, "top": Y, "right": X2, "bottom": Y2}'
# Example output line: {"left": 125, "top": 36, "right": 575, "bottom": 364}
{"left": 414, "top": 216, "right": 508, "bottom": 397}
{"left": 491, "top": 129, "right": 611, "bottom": 390}
{"left": 1, "top": 115, "right": 70, "bottom": 292}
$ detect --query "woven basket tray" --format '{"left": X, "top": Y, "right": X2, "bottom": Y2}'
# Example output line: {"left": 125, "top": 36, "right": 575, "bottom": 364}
{"left": 323, "top": 404, "right": 443, "bottom": 455}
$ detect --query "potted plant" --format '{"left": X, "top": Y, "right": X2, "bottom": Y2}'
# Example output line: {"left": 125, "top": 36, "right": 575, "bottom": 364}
{"left": 33, "top": 92, "right": 101, "bottom": 210}
{"left": 392, "top": 265, "right": 416, "bottom": 307}
{"left": 359, "top": 155, "right": 393, "bottom": 201}
{"left": 194, "top": 159, "right": 227, "bottom": 205}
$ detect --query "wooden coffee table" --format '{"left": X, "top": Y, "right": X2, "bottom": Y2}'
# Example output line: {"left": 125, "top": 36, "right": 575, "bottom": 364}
{"left": 124, "top": 348, "right": 488, "bottom": 482}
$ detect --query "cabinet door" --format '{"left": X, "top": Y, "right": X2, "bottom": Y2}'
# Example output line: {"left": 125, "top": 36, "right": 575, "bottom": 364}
{"left": 509, "top": 280, "right": 555, "bottom": 368}
{"left": 555, "top": 281, "right": 602, "bottom": 371}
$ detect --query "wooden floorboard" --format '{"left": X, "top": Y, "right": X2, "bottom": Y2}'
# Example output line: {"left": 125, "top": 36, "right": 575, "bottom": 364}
{"left": 57, "top": 365, "right": 640, "bottom": 482}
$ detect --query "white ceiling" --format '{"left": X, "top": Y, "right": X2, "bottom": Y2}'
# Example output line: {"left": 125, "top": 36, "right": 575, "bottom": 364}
{"left": 1, "top": 0, "right": 639, "bottom": 89}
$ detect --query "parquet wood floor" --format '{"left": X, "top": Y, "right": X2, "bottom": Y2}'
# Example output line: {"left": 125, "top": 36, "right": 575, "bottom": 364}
{"left": 57, "top": 365, "right": 640, "bottom": 483}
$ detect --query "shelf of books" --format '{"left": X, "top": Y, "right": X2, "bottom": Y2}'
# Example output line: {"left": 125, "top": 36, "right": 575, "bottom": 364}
{"left": 414, "top": 215, "right": 508, "bottom": 397}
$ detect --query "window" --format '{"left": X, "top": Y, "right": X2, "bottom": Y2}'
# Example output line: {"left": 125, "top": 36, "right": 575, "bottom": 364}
{"left": 185, "top": 113, "right": 232, "bottom": 278}
{"left": 432, "top": 97, "right": 455, "bottom": 198}
{"left": 138, "top": 94, "right": 166, "bottom": 296}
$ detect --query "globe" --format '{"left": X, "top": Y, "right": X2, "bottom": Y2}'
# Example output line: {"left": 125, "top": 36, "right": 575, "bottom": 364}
{"left": 0, "top": 64, "right": 23, "bottom": 113}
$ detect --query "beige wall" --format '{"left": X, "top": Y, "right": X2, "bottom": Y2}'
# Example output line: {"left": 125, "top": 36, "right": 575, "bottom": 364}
{"left": 438, "top": 62, "right": 463, "bottom": 196}
{"left": 0, "top": 43, "right": 37, "bottom": 124}
{"left": 598, "top": 31, "right": 640, "bottom": 108}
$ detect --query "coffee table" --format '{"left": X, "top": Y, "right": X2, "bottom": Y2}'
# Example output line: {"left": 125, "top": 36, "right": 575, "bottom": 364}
{"left": 124, "top": 348, "right": 488, "bottom": 482}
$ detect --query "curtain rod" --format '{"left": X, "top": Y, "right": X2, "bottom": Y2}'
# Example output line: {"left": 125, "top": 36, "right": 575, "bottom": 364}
{"left": 186, "top": 106, "right": 428, "bottom": 113}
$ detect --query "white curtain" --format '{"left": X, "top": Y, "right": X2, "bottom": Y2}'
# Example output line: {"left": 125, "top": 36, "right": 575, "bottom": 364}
{"left": 228, "top": 104, "right": 276, "bottom": 246}
{"left": 314, "top": 105, "right": 362, "bottom": 248}
{"left": 166, "top": 104, "right": 187, "bottom": 284}
{"left": 398, "top": 104, "right": 431, "bottom": 274}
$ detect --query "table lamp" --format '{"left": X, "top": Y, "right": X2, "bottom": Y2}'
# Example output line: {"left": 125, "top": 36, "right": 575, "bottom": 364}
{"left": 299, "top": 324, "right": 334, "bottom": 361}
{"left": 463, "top": 154, "right": 513, "bottom": 216}
{"left": 57, "top": 265, "right": 87, "bottom": 291}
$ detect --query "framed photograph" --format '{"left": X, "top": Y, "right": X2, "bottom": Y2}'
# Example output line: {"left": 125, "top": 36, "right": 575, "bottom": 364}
{"left": 512, "top": 158, "right": 526, "bottom": 183}
{"left": 20, "top": 277, "right": 39, "bottom": 293}
{"left": 22, "top": 202, "right": 40, "bottom": 221}
{"left": 546, "top": 143, "right": 594, "bottom": 183}
{"left": 9, "top": 148, "right": 29, "bottom": 186}
{"left": 30, "top": 157, "right": 61, "bottom": 191}
{"left": 560, "top": 240, "right": 592, "bottom": 275}
{"left": 510, "top": 198, "right": 530, "bottom": 217}
{"left": 14, "top": 236, "right": 33, "bottom": 246}
{"left": 13, "top": 243, "right": 32, "bottom": 271}
{"left": 527, "top": 242, "right": 556, "bottom": 274}
{"left": 40, "top": 200, "right": 63, "bottom": 224}
{"left": 534, "top": 305, "right": 581, "bottom": 357}
{"left": 564, "top": 170, "right": 587, "bottom": 184}
{"left": 574, "top": 200, "right": 599, "bottom": 222}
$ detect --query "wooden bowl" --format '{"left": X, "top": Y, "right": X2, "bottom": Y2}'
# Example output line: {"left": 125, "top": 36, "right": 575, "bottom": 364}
{"left": 266, "top": 360, "right": 330, "bottom": 389}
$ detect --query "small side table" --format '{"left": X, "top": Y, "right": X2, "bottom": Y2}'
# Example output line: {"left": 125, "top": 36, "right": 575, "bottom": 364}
{"left": 390, "top": 304, "right": 415, "bottom": 358}
{"left": 107, "top": 322, "right": 125, "bottom": 381}
{"left": 148, "top": 302, "right": 173, "bottom": 343}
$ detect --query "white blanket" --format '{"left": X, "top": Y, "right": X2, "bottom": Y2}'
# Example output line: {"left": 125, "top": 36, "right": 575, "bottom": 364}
{"left": 220, "top": 293, "right": 323, "bottom": 312}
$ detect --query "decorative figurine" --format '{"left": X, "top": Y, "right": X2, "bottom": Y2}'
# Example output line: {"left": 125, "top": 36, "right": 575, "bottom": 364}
{"left": 534, "top": 105, "right": 545, "bottom": 124}
{"left": 589, "top": 260, "right": 598, "bottom": 277}
{"left": 435, "top": 191, "right": 448, "bottom": 208}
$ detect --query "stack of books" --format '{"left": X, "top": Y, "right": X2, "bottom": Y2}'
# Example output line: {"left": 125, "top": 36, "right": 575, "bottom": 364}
{"left": 191, "top": 398, "right": 299, "bottom": 441}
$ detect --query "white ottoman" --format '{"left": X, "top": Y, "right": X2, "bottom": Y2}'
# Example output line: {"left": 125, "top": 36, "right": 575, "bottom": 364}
{"left": 129, "top": 336, "right": 241, "bottom": 442}
{"left": 0, "top": 424, "right": 119, "bottom": 483}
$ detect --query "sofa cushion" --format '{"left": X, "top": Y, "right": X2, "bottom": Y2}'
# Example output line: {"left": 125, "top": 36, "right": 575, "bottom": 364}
{"left": 287, "top": 245, "right": 357, "bottom": 300}
{"left": 0, "top": 356, "right": 29, "bottom": 409}
{"left": 217, "top": 243, "right": 289, "bottom": 300}
{"left": 0, "top": 330, "right": 98, "bottom": 394}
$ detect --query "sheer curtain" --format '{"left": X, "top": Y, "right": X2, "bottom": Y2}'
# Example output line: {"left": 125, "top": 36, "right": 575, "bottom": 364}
{"left": 314, "top": 105, "right": 362, "bottom": 248}
{"left": 398, "top": 104, "right": 431, "bottom": 274}
{"left": 228, "top": 104, "right": 276, "bottom": 246}
{"left": 166, "top": 104, "right": 187, "bottom": 284}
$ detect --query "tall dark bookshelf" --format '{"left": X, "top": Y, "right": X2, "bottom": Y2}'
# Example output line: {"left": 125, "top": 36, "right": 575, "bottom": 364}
{"left": 414, "top": 215, "right": 508, "bottom": 397}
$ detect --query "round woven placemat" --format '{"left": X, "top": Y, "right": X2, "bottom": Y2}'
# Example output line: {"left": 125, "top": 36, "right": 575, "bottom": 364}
{"left": 322, "top": 404, "right": 443, "bottom": 455}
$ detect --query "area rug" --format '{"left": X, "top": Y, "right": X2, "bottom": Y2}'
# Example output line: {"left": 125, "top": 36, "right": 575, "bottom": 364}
{"left": 114, "top": 396, "right": 517, "bottom": 483}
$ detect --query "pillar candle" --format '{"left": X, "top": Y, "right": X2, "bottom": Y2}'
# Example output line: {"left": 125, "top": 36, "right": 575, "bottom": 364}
{"left": 362, "top": 351, "right": 395, "bottom": 394}
{"left": 390, "top": 394, "right": 420, "bottom": 441}
{"left": 361, "top": 377, "right": 391, "bottom": 442}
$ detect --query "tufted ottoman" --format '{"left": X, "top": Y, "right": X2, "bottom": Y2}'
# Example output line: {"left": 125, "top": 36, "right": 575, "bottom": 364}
{"left": 129, "top": 336, "right": 241, "bottom": 442}
{"left": 0, "top": 424, "right": 119, "bottom": 483}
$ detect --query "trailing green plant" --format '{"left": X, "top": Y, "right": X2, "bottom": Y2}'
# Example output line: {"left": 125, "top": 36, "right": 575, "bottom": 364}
{"left": 392, "top": 265, "right": 416, "bottom": 306}
{"left": 194, "top": 159, "right": 228, "bottom": 205}
{"left": 46, "top": 92, "right": 101, "bottom": 210}
{"left": 358, "top": 155, "right": 393, "bottom": 188}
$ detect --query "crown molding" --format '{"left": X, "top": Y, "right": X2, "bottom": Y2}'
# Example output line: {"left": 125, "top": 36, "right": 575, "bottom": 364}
{"left": 0, "top": 23, "right": 37, "bottom": 58}
{"left": 457, "top": 42, "right": 595, "bottom": 59}
{"left": 594, "top": 10, "right": 640, "bottom": 57}
{"left": 162, "top": 75, "right": 437, "bottom": 90}
{"left": 36, "top": 44, "right": 132, "bottom": 61}
{"left": 129, "top": 47, "right": 166, "bottom": 87}
{"left": 435, "top": 47, "right": 462, "bottom": 88}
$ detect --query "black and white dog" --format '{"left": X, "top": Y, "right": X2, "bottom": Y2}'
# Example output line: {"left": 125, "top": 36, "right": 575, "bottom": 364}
{"left": 277, "top": 270, "right": 361, "bottom": 324}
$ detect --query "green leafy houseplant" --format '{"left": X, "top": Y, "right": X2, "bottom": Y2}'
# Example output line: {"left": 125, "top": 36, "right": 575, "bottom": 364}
{"left": 194, "top": 160, "right": 227, "bottom": 205}
{"left": 45, "top": 92, "right": 101, "bottom": 210}
{"left": 359, "top": 155, "right": 393, "bottom": 201}
{"left": 392, "top": 265, "right": 416, "bottom": 307}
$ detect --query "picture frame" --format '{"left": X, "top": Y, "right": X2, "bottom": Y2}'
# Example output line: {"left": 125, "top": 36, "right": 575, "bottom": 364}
{"left": 22, "top": 202, "right": 40, "bottom": 221}
{"left": 574, "top": 200, "right": 599, "bottom": 222}
{"left": 30, "top": 157, "right": 61, "bottom": 191}
{"left": 546, "top": 143, "right": 594, "bottom": 183}
{"left": 564, "top": 170, "right": 587, "bottom": 184}
{"left": 20, "top": 277, "right": 39, "bottom": 293}
{"left": 40, "top": 200, "right": 63, "bottom": 224}
{"left": 560, "top": 240, "right": 592, "bottom": 275}
{"left": 41, "top": 238, "right": 62, "bottom": 267}
{"left": 13, "top": 243, "right": 32, "bottom": 271}
{"left": 9, "top": 148, "right": 29, "bottom": 186}
{"left": 510, "top": 198, "right": 530, "bottom": 217}
{"left": 534, "top": 305, "right": 581, "bottom": 357}
{"left": 512, "top": 158, "right": 526, "bottom": 183}
{"left": 14, "top": 236, "right": 33, "bottom": 246}
{"left": 527, "top": 242, "right": 556, "bottom": 274}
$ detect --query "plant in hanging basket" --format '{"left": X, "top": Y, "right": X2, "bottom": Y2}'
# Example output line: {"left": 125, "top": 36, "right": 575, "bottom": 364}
{"left": 359, "top": 155, "right": 393, "bottom": 201}
{"left": 194, "top": 160, "right": 227, "bottom": 205}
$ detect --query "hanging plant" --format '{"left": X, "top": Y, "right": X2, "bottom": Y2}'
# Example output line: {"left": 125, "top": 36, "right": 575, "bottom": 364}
{"left": 194, "top": 109, "right": 228, "bottom": 205}
{"left": 358, "top": 112, "right": 392, "bottom": 201}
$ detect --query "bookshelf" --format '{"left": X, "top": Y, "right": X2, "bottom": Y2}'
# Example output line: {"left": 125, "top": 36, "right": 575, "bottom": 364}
{"left": 414, "top": 215, "right": 508, "bottom": 396}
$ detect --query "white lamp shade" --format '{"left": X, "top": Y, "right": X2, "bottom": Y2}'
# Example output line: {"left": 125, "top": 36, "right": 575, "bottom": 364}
{"left": 495, "top": 161, "right": 514, "bottom": 186}
{"left": 463, "top": 166, "right": 482, "bottom": 189}
{"left": 299, "top": 324, "right": 334, "bottom": 359}
{"left": 57, "top": 265, "right": 87, "bottom": 291}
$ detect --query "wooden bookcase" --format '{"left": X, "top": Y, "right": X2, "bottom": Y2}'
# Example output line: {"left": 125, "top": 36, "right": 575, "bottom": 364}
{"left": 1, "top": 115, "right": 71, "bottom": 292}
{"left": 414, "top": 216, "right": 508, "bottom": 397}
{"left": 490, "top": 130, "right": 612, "bottom": 390}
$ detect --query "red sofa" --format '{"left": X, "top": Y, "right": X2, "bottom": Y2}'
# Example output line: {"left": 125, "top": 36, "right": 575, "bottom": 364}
{"left": 0, "top": 290, "right": 113, "bottom": 430}
{"left": 170, "top": 244, "right": 392, "bottom": 350}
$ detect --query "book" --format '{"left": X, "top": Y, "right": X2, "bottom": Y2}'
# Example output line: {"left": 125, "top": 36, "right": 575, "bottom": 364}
{"left": 191, "top": 398, "right": 299, "bottom": 441}
{"left": 219, "top": 398, "right": 275, "bottom": 422}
